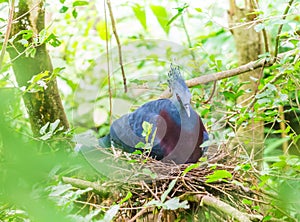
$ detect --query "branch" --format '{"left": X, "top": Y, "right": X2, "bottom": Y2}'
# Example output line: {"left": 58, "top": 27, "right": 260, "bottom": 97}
{"left": 127, "top": 207, "right": 149, "bottom": 222}
{"left": 273, "top": 0, "right": 294, "bottom": 60}
{"left": 244, "top": 71, "right": 285, "bottom": 114}
{"left": 56, "top": 176, "right": 111, "bottom": 195}
{"left": 185, "top": 194, "right": 262, "bottom": 222}
{"left": 253, "top": 0, "right": 270, "bottom": 54}
{"left": 160, "top": 49, "right": 296, "bottom": 99}
{"left": 106, "top": 0, "right": 127, "bottom": 93}
{"left": 0, "top": 0, "right": 15, "bottom": 71}
{"left": 104, "top": 0, "right": 112, "bottom": 124}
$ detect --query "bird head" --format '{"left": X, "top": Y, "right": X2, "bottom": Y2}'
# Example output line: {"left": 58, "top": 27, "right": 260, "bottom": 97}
{"left": 167, "top": 64, "right": 192, "bottom": 117}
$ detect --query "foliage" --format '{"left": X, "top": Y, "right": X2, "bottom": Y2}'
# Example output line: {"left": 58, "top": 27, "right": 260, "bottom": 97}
{"left": 0, "top": 0, "right": 300, "bottom": 221}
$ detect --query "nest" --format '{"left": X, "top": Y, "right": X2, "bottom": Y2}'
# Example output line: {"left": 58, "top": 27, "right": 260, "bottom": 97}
{"left": 61, "top": 145, "right": 268, "bottom": 222}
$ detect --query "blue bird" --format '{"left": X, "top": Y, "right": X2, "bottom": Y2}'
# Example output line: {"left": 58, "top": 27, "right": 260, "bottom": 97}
{"left": 99, "top": 64, "right": 209, "bottom": 164}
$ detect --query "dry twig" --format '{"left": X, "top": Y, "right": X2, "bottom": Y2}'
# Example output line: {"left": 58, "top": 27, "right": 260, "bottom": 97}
{"left": 0, "top": 0, "right": 15, "bottom": 71}
{"left": 106, "top": 0, "right": 127, "bottom": 93}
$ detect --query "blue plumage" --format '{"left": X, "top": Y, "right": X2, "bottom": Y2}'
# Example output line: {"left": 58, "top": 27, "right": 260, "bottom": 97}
{"left": 99, "top": 64, "right": 208, "bottom": 164}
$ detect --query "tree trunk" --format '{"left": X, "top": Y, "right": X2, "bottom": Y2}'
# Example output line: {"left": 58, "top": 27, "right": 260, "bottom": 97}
{"left": 228, "top": 0, "right": 264, "bottom": 166}
{"left": 7, "top": 0, "right": 69, "bottom": 136}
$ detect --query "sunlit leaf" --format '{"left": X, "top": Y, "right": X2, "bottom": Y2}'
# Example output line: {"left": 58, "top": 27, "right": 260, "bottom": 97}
{"left": 73, "top": 1, "right": 88, "bottom": 7}
{"left": 96, "top": 21, "right": 111, "bottom": 40}
{"left": 150, "top": 5, "right": 170, "bottom": 34}
{"left": 161, "top": 179, "right": 177, "bottom": 202}
{"left": 132, "top": 3, "right": 147, "bottom": 30}
{"left": 163, "top": 197, "right": 189, "bottom": 210}
{"left": 72, "top": 9, "right": 78, "bottom": 18}
{"left": 182, "top": 162, "right": 200, "bottom": 176}
{"left": 59, "top": 6, "right": 68, "bottom": 13}
{"left": 205, "top": 170, "right": 232, "bottom": 183}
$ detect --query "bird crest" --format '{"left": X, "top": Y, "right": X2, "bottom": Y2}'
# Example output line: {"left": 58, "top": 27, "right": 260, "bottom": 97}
{"left": 167, "top": 64, "right": 186, "bottom": 91}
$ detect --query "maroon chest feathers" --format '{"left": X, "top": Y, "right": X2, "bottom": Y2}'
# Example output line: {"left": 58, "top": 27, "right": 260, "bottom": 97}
{"left": 156, "top": 110, "right": 204, "bottom": 163}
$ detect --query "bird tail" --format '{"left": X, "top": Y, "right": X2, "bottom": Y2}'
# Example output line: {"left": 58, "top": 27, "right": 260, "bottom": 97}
{"left": 98, "top": 134, "right": 111, "bottom": 148}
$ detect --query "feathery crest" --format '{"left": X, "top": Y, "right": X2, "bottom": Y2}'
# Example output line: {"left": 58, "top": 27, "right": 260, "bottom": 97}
{"left": 167, "top": 64, "right": 186, "bottom": 89}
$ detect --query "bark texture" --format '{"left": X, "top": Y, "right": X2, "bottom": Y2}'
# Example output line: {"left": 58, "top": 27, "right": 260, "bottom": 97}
{"left": 7, "top": 0, "right": 69, "bottom": 136}
{"left": 228, "top": 0, "right": 264, "bottom": 165}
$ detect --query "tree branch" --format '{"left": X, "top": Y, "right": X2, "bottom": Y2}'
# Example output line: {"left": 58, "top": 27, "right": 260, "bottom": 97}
{"left": 185, "top": 194, "right": 262, "bottom": 222}
{"left": 273, "top": 0, "right": 294, "bottom": 60}
{"left": 160, "top": 49, "right": 296, "bottom": 98}
{"left": 57, "top": 176, "right": 110, "bottom": 195}
{"left": 106, "top": 0, "right": 127, "bottom": 93}
{"left": 0, "top": 0, "right": 15, "bottom": 71}
{"left": 104, "top": 0, "right": 112, "bottom": 124}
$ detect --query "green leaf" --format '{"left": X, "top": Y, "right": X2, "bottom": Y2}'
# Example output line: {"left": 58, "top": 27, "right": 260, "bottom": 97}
{"left": 49, "top": 183, "right": 73, "bottom": 197}
{"left": 135, "top": 141, "right": 145, "bottom": 148}
{"left": 182, "top": 162, "right": 200, "bottom": 176}
{"left": 72, "top": 9, "right": 78, "bottom": 18}
{"left": 142, "top": 121, "right": 153, "bottom": 142}
{"left": 49, "top": 119, "right": 61, "bottom": 133}
{"left": 205, "top": 170, "right": 232, "bottom": 183}
{"left": 167, "top": 3, "right": 189, "bottom": 26}
{"left": 132, "top": 3, "right": 147, "bottom": 30}
{"left": 142, "top": 168, "right": 157, "bottom": 179}
{"left": 100, "top": 205, "right": 119, "bottom": 222}
{"left": 150, "top": 5, "right": 170, "bottom": 34}
{"left": 161, "top": 179, "right": 177, "bottom": 202}
{"left": 39, "top": 122, "right": 50, "bottom": 135}
{"left": 73, "top": 1, "right": 88, "bottom": 7}
{"left": 262, "top": 215, "right": 272, "bottom": 221}
{"left": 59, "top": 6, "right": 68, "bottom": 13}
{"left": 45, "top": 33, "right": 61, "bottom": 47}
{"left": 119, "top": 192, "right": 132, "bottom": 205}
{"left": 242, "top": 198, "right": 252, "bottom": 205}
{"left": 163, "top": 197, "right": 189, "bottom": 210}
{"left": 131, "top": 79, "right": 147, "bottom": 85}
{"left": 21, "top": 30, "right": 33, "bottom": 40}
{"left": 96, "top": 21, "right": 111, "bottom": 40}
{"left": 25, "top": 71, "right": 50, "bottom": 92}
{"left": 17, "top": 39, "right": 29, "bottom": 47}
{"left": 146, "top": 199, "right": 163, "bottom": 208}
{"left": 195, "top": 7, "right": 202, "bottom": 12}
{"left": 132, "top": 150, "right": 143, "bottom": 155}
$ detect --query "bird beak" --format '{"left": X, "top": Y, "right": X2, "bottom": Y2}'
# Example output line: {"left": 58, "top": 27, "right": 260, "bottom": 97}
{"left": 184, "top": 104, "right": 190, "bottom": 117}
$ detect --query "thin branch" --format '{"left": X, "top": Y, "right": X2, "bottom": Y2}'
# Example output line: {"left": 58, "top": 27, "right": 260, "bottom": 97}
{"left": 262, "top": 28, "right": 270, "bottom": 54}
{"left": 160, "top": 58, "right": 267, "bottom": 98}
{"left": 142, "top": 181, "right": 160, "bottom": 201}
{"left": 278, "top": 105, "right": 288, "bottom": 153}
{"left": 0, "top": 2, "right": 40, "bottom": 30}
{"left": 253, "top": 0, "right": 270, "bottom": 54}
{"left": 0, "top": 0, "right": 15, "bottom": 71}
{"left": 273, "top": 0, "right": 294, "bottom": 60}
{"left": 244, "top": 71, "right": 286, "bottom": 114}
{"left": 160, "top": 49, "right": 296, "bottom": 98}
{"left": 185, "top": 194, "right": 261, "bottom": 222}
{"left": 203, "top": 80, "right": 217, "bottom": 104}
{"left": 106, "top": 0, "right": 127, "bottom": 93}
{"left": 57, "top": 176, "right": 113, "bottom": 195}
{"left": 104, "top": 0, "right": 112, "bottom": 124}
{"left": 127, "top": 207, "right": 149, "bottom": 222}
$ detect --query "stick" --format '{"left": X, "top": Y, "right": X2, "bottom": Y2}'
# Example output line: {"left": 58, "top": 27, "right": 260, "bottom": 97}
{"left": 0, "top": 0, "right": 15, "bottom": 71}
{"left": 160, "top": 49, "right": 297, "bottom": 98}
{"left": 106, "top": 0, "right": 127, "bottom": 93}
{"left": 273, "top": 0, "right": 294, "bottom": 60}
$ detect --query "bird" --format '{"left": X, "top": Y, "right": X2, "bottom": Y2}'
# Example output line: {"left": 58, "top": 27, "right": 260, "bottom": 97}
{"left": 99, "top": 64, "right": 209, "bottom": 164}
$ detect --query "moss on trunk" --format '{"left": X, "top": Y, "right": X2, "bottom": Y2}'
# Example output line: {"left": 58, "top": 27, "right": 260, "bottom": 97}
{"left": 7, "top": 0, "right": 69, "bottom": 136}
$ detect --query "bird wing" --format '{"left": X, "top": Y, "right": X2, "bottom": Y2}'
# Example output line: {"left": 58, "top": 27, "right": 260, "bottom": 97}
{"left": 109, "top": 99, "right": 176, "bottom": 153}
